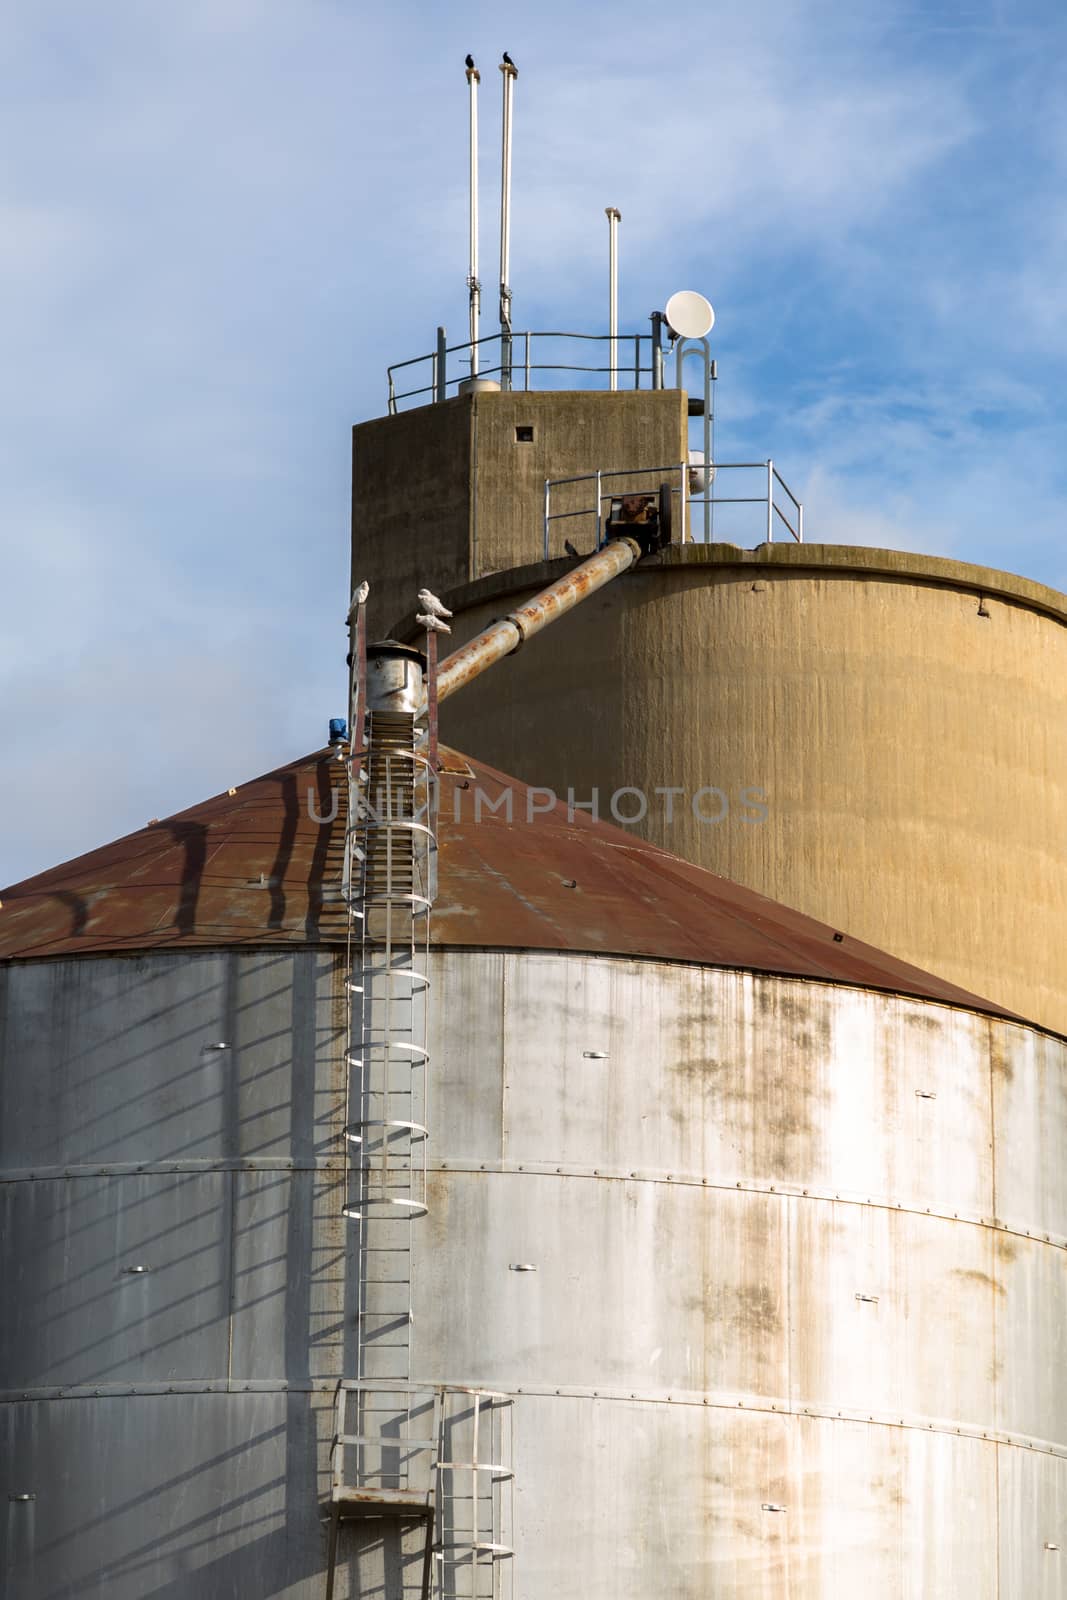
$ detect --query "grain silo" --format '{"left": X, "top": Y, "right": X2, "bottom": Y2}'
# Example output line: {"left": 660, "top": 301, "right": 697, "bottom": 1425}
{"left": 4, "top": 65, "right": 1067, "bottom": 1595}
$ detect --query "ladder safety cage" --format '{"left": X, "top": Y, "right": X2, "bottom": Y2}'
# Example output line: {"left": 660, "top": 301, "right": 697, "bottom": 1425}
{"left": 434, "top": 1384, "right": 516, "bottom": 1600}
{"left": 343, "top": 720, "right": 436, "bottom": 1235}
{"left": 341, "top": 615, "right": 439, "bottom": 1416}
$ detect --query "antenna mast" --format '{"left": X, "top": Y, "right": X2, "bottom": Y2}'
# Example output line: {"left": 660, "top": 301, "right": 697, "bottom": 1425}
{"left": 498, "top": 55, "right": 518, "bottom": 389}
{"left": 606, "top": 207, "right": 621, "bottom": 392}
{"left": 466, "top": 58, "right": 481, "bottom": 375}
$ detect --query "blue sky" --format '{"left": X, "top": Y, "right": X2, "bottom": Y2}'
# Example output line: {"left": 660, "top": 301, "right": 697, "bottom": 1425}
{"left": 3, "top": 0, "right": 1066, "bottom": 885}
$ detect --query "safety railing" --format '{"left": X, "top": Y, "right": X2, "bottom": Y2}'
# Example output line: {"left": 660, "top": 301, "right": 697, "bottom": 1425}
{"left": 387, "top": 330, "right": 655, "bottom": 413}
{"left": 332, "top": 1380, "right": 440, "bottom": 1504}
{"left": 330, "top": 1379, "right": 515, "bottom": 1599}
{"left": 436, "top": 1384, "right": 515, "bottom": 1599}
{"left": 542, "top": 460, "right": 803, "bottom": 556}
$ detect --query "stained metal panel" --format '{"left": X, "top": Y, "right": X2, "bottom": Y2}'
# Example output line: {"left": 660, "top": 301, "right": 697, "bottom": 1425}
{"left": 787, "top": 1199, "right": 997, "bottom": 1433}
{"left": 992, "top": 1020, "right": 1067, "bottom": 1240}
{"left": 1, "top": 1173, "right": 230, "bottom": 1389}
{"left": 229, "top": 1169, "right": 347, "bottom": 1384}
{"left": 0, "top": 949, "right": 340, "bottom": 1170}
{"left": 428, "top": 950, "right": 506, "bottom": 1160}
{"left": 421, "top": 1170, "right": 790, "bottom": 1399}
{"left": 487, "top": 954, "right": 996, "bottom": 1219}
{"left": 0, "top": 1392, "right": 335, "bottom": 1600}
{"left": 417, "top": 1162, "right": 1050, "bottom": 1449}
{"left": 997, "top": 1443, "right": 1067, "bottom": 1598}
{"left": 503, "top": 1396, "right": 1000, "bottom": 1598}
{"left": 994, "top": 1230, "right": 1067, "bottom": 1448}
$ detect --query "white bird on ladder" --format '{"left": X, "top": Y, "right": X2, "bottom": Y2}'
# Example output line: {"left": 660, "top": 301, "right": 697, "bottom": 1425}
{"left": 348, "top": 579, "right": 370, "bottom": 616}
{"left": 416, "top": 611, "right": 452, "bottom": 634}
{"left": 417, "top": 588, "right": 453, "bottom": 620}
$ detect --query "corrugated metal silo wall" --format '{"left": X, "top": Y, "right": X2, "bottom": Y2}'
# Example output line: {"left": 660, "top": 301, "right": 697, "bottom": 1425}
{"left": 2, "top": 948, "right": 1066, "bottom": 1597}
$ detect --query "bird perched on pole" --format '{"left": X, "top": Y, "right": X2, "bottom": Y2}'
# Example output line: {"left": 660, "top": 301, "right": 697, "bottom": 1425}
{"left": 502, "top": 51, "right": 516, "bottom": 69}
{"left": 465, "top": 52, "right": 475, "bottom": 69}
{"left": 417, "top": 612, "right": 452, "bottom": 635}
{"left": 417, "top": 588, "right": 453, "bottom": 621}
{"left": 348, "top": 579, "right": 370, "bottom": 617}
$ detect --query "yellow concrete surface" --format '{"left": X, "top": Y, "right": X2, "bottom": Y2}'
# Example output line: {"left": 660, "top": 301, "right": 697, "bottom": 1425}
{"left": 427, "top": 544, "right": 1067, "bottom": 1036}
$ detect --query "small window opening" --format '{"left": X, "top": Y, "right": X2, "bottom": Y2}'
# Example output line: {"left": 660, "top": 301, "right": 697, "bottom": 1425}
{"left": 515, "top": 425, "right": 534, "bottom": 443}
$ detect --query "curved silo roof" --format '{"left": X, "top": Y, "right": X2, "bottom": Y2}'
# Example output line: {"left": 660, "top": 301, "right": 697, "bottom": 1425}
{"left": 0, "top": 744, "right": 1024, "bottom": 1023}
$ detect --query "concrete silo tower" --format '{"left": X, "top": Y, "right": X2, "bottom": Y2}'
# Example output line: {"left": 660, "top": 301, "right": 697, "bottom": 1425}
{"left": 355, "top": 374, "right": 1067, "bottom": 1040}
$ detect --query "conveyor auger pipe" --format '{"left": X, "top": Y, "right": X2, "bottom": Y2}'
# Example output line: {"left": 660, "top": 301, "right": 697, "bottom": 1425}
{"left": 436, "top": 535, "right": 643, "bottom": 703}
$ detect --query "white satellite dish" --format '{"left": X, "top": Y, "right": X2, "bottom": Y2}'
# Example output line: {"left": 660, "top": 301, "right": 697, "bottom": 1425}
{"left": 664, "top": 290, "right": 715, "bottom": 340}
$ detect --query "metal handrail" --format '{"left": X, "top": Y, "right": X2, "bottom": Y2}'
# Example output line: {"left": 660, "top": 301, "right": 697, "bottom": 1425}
{"left": 543, "top": 460, "right": 804, "bottom": 555}
{"left": 387, "top": 329, "right": 654, "bottom": 412}
{"left": 331, "top": 1380, "right": 516, "bottom": 1579}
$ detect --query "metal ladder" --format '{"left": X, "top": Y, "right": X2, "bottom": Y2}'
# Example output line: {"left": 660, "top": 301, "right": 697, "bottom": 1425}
{"left": 327, "top": 613, "right": 513, "bottom": 1599}
{"left": 327, "top": 617, "right": 438, "bottom": 1599}
{"left": 345, "top": 704, "right": 435, "bottom": 1378}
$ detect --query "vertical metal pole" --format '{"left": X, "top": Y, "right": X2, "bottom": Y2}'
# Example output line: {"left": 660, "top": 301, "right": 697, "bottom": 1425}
{"left": 595, "top": 468, "right": 602, "bottom": 548}
{"left": 543, "top": 478, "right": 550, "bottom": 561}
{"left": 472, "top": 1392, "right": 481, "bottom": 1586}
{"left": 798, "top": 501, "right": 804, "bottom": 543}
{"left": 499, "top": 59, "right": 518, "bottom": 390}
{"left": 709, "top": 357, "right": 717, "bottom": 542}
{"left": 426, "top": 629, "right": 439, "bottom": 774}
{"left": 767, "top": 460, "right": 774, "bottom": 542}
{"left": 703, "top": 343, "right": 712, "bottom": 543}
{"left": 435, "top": 327, "right": 447, "bottom": 403}
{"left": 650, "top": 312, "right": 665, "bottom": 390}
{"left": 605, "top": 207, "right": 621, "bottom": 391}
{"left": 466, "top": 64, "right": 481, "bottom": 375}
{"left": 680, "top": 461, "right": 687, "bottom": 544}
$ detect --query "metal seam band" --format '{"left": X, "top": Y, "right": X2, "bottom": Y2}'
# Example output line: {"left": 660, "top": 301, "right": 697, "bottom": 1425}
{"left": 1, "top": 1380, "right": 1063, "bottom": 1459}
{"left": 2, "top": 1157, "right": 1061, "bottom": 1253}
{"left": 0, "top": 1158, "right": 344, "bottom": 1181}
{"left": 430, "top": 1159, "right": 1067, "bottom": 1251}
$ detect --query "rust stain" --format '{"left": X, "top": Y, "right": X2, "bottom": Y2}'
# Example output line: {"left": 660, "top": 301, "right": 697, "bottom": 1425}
{"left": 990, "top": 1032, "right": 1015, "bottom": 1082}
{"left": 0, "top": 744, "right": 1027, "bottom": 1024}
{"left": 951, "top": 1268, "right": 1007, "bottom": 1299}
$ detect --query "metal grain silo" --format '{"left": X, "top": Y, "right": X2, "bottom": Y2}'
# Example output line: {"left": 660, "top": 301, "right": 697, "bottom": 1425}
{"left": 3, "top": 740, "right": 1065, "bottom": 1597}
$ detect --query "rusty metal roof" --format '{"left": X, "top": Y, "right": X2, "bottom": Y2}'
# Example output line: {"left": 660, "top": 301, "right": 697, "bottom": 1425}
{"left": 0, "top": 745, "right": 1021, "bottom": 1021}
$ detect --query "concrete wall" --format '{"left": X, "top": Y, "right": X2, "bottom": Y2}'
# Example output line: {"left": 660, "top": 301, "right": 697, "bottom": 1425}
{"left": 353, "top": 388, "right": 687, "bottom": 634}
{"left": 3, "top": 946, "right": 1066, "bottom": 1596}
{"left": 434, "top": 543, "right": 1067, "bottom": 1037}
{"left": 352, "top": 397, "right": 473, "bottom": 640}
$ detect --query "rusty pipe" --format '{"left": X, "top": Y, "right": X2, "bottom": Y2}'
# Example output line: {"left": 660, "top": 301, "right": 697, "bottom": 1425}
{"left": 436, "top": 536, "right": 642, "bottom": 703}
